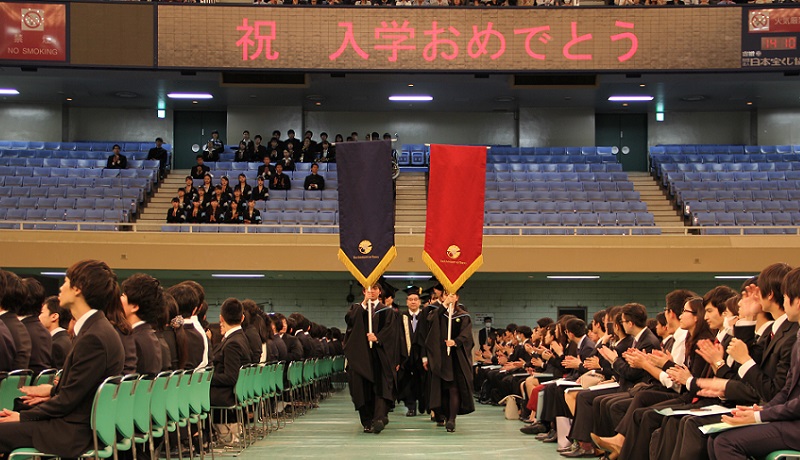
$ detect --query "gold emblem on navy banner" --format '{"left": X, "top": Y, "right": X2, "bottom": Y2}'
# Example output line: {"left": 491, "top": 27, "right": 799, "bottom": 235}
{"left": 358, "top": 240, "right": 373, "bottom": 255}
{"left": 446, "top": 245, "right": 461, "bottom": 260}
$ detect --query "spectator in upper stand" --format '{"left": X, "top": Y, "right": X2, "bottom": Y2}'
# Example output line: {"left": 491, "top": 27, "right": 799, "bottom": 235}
{"left": 229, "top": 188, "right": 245, "bottom": 212}
{"left": 304, "top": 130, "right": 318, "bottom": 150}
{"left": 206, "top": 198, "right": 226, "bottom": 224}
{"left": 335, "top": 134, "right": 344, "bottom": 144}
{"left": 19, "top": 278, "right": 52, "bottom": 374}
{"left": 191, "top": 155, "right": 210, "bottom": 180}
{"left": 212, "top": 185, "right": 230, "bottom": 210}
{"left": 284, "top": 129, "right": 300, "bottom": 150}
{"left": 304, "top": 163, "right": 326, "bottom": 191}
{"left": 167, "top": 198, "right": 186, "bottom": 224}
{"left": 203, "top": 131, "right": 224, "bottom": 162}
{"left": 234, "top": 141, "right": 250, "bottom": 163}
{"left": 280, "top": 149, "right": 296, "bottom": 171}
{"left": 186, "top": 199, "right": 206, "bottom": 224}
{"left": 147, "top": 137, "right": 169, "bottom": 179}
{"left": 239, "top": 130, "right": 255, "bottom": 158}
{"left": 234, "top": 173, "right": 252, "bottom": 200}
{"left": 106, "top": 144, "right": 127, "bottom": 169}
{"left": 297, "top": 138, "right": 314, "bottom": 163}
{"left": 219, "top": 175, "right": 233, "bottom": 198}
{"left": 196, "top": 188, "right": 209, "bottom": 210}
{"left": 269, "top": 163, "right": 291, "bottom": 190}
{"left": 257, "top": 156, "right": 273, "bottom": 179}
{"left": 267, "top": 137, "right": 282, "bottom": 163}
{"left": 226, "top": 201, "right": 243, "bottom": 224}
{"left": 243, "top": 199, "right": 262, "bottom": 225}
{"left": 199, "top": 173, "right": 214, "bottom": 196}
{"left": 350, "top": 132, "right": 359, "bottom": 141}
{"left": 39, "top": 296, "right": 72, "bottom": 369}
{"left": 253, "top": 135, "right": 269, "bottom": 162}
{"left": 251, "top": 175, "right": 270, "bottom": 201}
{"left": 316, "top": 132, "right": 329, "bottom": 153}
{"left": 0, "top": 270, "right": 32, "bottom": 370}
{"left": 183, "top": 176, "right": 198, "bottom": 202}
{"left": 174, "top": 189, "right": 190, "bottom": 215}
{"left": 317, "top": 140, "right": 335, "bottom": 163}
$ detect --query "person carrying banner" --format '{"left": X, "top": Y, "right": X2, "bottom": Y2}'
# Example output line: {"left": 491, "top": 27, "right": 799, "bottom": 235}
{"left": 423, "top": 291, "right": 475, "bottom": 433}
{"left": 343, "top": 284, "right": 400, "bottom": 434}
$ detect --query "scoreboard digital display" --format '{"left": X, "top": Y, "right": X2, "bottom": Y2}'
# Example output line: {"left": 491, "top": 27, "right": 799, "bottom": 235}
{"left": 761, "top": 36, "right": 797, "bottom": 51}
{"left": 743, "top": 8, "right": 800, "bottom": 68}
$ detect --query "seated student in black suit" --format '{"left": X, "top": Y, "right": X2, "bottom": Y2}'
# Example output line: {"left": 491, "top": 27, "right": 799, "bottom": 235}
{"left": 0, "top": 270, "right": 32, "bottom": 369}
{"left": 0, "top": 319, "right": 15, "bottom": 372}
{"left": 210, "top": 298, "right": 252, "bottom": 446}
{"left": 166, "top": 284, "right": 205, "bottom": 369}
{"left": 251, "top": 176, "right": 269, "bottom": 202}
{"left": 19, "top": 278, "right": 52, "bottom": 374}
{"left": 167, "top": 198, "right": 186, "bottom": 224}
{"left": 242, "top": 199, "right": 261, "bottom": 225}
{"left": 159, "top": 293, "right": 187, "bottom": 371}
{"left": 253, "top": 135, "right": 269, "bottom": 162}
{"left": 256, "top": 157, "right": 273, "bottom": 180}
{"left": 274, "top": 313, "right": 304, "bottom": 362}
{"left": 234, "top": 174, "right": 252, "bottom": 201}
{"left": 186, "top": 199, "right": 206, "bottom": 224}
{"left": 269, "top": 164, "right": 291, "bottom": 190}
{"left": 303, "top": 163, "right": 325, "bottom": 191}
{"left": 191, "top": 155, "right": 211, "bottom": 180}
{"left": 0, "top": 259, "right": 125, "bottom": 458}
{"left": 106, "top": 144, "right": 127, "bottom": 169}
{"left": 147, "top": 137, "right": 169, "bottom": 180}
{"left": 121, "top": 273, "right": 164, "bottom": 376}
{"left": 39, "top": 296, "right": 72, "bottom": 370}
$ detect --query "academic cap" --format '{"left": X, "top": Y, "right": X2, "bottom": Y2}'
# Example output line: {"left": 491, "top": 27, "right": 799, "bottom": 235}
{"left": 378, "top": 277, "right": 397, "bottom": 297}
{"left": 403, "top": 286, "right": 423, "bottom": 297}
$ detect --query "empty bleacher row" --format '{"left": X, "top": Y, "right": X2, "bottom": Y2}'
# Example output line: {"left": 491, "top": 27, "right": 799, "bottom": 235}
{"left": 654, "top": 144, "right": 800, "bottom": 234}
{"left": 0, "top": 140, "right": 172, "bottom": 153}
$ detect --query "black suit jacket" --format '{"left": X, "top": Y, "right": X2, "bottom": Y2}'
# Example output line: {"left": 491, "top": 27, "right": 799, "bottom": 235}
{"left": 132, "top": 324, "right": 163, "bottom": 376}
{"left": 478, "top": 327, "right": 498, "bottom": 347}
{"left": 19, "top": 311, "right": 125, "bottom": 457}
{"left": 106, "top": 154, "right": 127, "bottom": 169}
{"left": 210, "top": 329, "right": 252, "bottom": 407}
{"left": 0, "top": 320, "right": 16, "bottom": 372}
{"left": 726, "top": 319, "right": 799, "bottom": 403}
{"left": 21, "top": 316, "right": 52, "bottom": 374}
{"left": 282, "top": 333, "right": 304, "bottom": 361}
{"left": 117, "top": 328, "right": 137, "bottom": 375}
{"left": 184, "top": 324, "right": 206, "bottom": 369}
{"left": 50, "top": 330, "right": 72, "bottom": 369}
{"left": 611, "top": 327, "right": 661, "bottom": 384}
{"left": 271, "top": 335, "right": 289, "bottom": 362}
{"left": 0, "top": 312, "right": 31, "bottom": 370}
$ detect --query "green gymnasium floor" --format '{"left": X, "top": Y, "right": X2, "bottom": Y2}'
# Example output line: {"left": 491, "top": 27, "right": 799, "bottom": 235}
{"left": 237, "top": 389, "right": 564, "bottom": 459}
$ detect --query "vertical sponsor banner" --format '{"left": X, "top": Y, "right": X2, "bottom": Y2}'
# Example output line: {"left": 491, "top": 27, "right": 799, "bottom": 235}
{"left": 0, "top": 3, "right": 67, "bottom": 62}
{"left": 423, "top": 144, "right": 486, "bottom": 293}
{"left": 336, "top": 140, "right": 397, "bottom": 288}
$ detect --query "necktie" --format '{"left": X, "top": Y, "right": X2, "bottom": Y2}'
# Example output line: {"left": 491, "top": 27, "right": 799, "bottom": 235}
{"left": 663, "top": 337, "right": 675, "bottom": 353}
{"left": 412, "top": 314, "right": 417, "bottom": 332}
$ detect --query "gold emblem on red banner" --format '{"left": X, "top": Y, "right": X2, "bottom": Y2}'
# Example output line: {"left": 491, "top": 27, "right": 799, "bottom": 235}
{"left": 446, "top": 245, "right": 461, "bottom": 260}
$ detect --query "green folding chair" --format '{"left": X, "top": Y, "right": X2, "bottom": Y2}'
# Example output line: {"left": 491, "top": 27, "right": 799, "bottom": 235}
{"left": 114, "top": 374, "right": 139, "bottom": 460}
{"left": 0, "top": 369, "right": 33, "bottom": 410}
{"left": 188, "top": 367, "right": 213, "bottom": 460}
{"left": 32, "top": 369, "right": 58, "bottom": 386}
{"left": 132, "top": 375, "right": 156, "bottom": 460}
{"left": 767, "top": 452, "right": 800, "bottom": 460}
{"left": 148, "top": 372, "right": 173, "bottom": 460}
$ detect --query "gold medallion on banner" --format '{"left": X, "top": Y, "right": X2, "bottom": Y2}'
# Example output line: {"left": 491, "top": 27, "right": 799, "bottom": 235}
{"left": 358, "top": 240, "right": 373, "bottom": 255}
{"left": 446, "top": 245, "right": 461, "bottom": 260}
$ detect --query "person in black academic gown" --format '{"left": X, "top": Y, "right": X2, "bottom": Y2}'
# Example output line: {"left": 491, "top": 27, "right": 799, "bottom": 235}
{"left": 343, "top": 284, "right": 400, "bottom": 434}
{"left": 423, "top": 291, "right": 474, "bottom": 433}
{"left": 397, "top": 286, "right": 428, "bottom": 417}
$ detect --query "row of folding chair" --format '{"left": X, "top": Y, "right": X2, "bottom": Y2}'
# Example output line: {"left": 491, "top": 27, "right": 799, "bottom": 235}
{"left": 0, "top": 175, "right": 150, "bottom": 190}
{"left": 488, "top": 171, "right": 628, "bottom": 182}
{"left": 256, "top": 199, "right": 338, "bottom": 213}
{"left": 0, "top": 140, "right": 172, "bottom": 152}
{"left": 677, "top": 189, "right": 800, "bottom": 207}
{"left": 0, "top": 158, "right": 160, "bottom": 171}
{"left": 685, "top": 200, "right": 800, "bottom": 215}
{"left": 200, "top": 170, "right": 337, "bottom": 181}
{"left": 0, "top": 207, "right": 125, "bottom": 224}
{"left": 488, "top": 181, "right": 635, "bottom": 193}
{"left": 205, "top": 161, "right": 336, "bottom": 172}
{"left": 651, "top": 145, "right": 796, "bottom": 155}
{"left": 692, "top": 212, "right": 800, "bottom": 234}
{"left": 485, "top": 227, "right": 662, "bottom": 236}
{"left": 0, "top": 151, "right": 170, "bottom": 162}
{"left": 485, "top": 190, "right": 641, "bottom": 202}
{"left": 0, "top": 186, "right": 143, "bottom": 203}
{"left": 488, "top": 146, "right": 616, "bottom": 156}
{"left": 672, "top": 180, "right": 800, "bottom": 196}
{"left": 488, "top": 163, "right": 624, "bottom": 173}
{"left": 486, "top": 155, "right": 619, "bottom": 165}
{"left": 486, "top": 211, "right": 655, "bottom": 227}
{"left": 665, "top": 170, "right": 800, "bottom": 186}
{"left": 0, "top": 196, "right": 132, "bottom": 211}
{"left": 661, "top": 161, "right": 800, "bottom": 176}
{"left": 262, "top": 189, "right": 338, "bottom": 201}
{"left": 486, "top": 200, "right": 648, "bottom": 214}
{"left": 655, "top": 154, "right": 800, "bottom": 166}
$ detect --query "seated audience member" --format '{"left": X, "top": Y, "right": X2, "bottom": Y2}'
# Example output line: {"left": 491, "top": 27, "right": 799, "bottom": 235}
{"left": 166, "top": 283, "right": 206, "bottom": 369}
{"left": 147, "top": 137, "right": 169, "bottom": 179}
{"left": 183, "top": 176, "right": 199, "bottom": 202}
{"left": 304, "top": 163, "right": 326, "bottom": 191}
{"left": 106, "top": 144, "right": 127, "bottom": 169}
{"left": 251, "top": 176, "right": 270, "bottom": 201}
{"left": 0, "top": 270, "right": 32, "bottom": 369}
{"left": 243, "top": 199, "right": 261, "bottom": 224}
{"left": 283, "top": 129, "right": 300, "bottom": 150}
{"left": 229, "top": 188, "right": 246, "bottom": 212}
{"left": 219, "top": 176, "right": 233, "bottom": 198}
{"left": 186, "top": 200, "right": 206, "bottom": 224}
{"left": 253, "top": 135, "right": 268, "bottom": 162}
{"left": 167, "top": 198, "right": 186, "bottom": 224}
{"left": 160, "top": 293, "right": 188, "bottom": 371}
{"left": 303, "top": 130, "right": 318, "bottom": 150}
{"left": 196, "top": 188, "right": 210, "bottom": 209}
{"left": 297, "top": 138, "right": 314, "bottom": 163}
{"left": 121, "top": 273, "right": 164, "bottom": 376}
{"left": 275, "top": 313, "right": 304, "bottom": 361}
{"left": 267, "top": 137, "right": 282, "bottom": 162}
{"left": 317, "top": 140, "right": 335, "bottom": 163}
{"left": 226, "top": 201, "right": 243, "bottom": 224}
{"left": 234, "top": 141, "right": 249, "bottom": 163}
{"left": 19, "top": 278, "right": 52, "bottom": 374}
{"left": 0, "top": 260, "right": 125, "bottom": 458}
{"left": 315, "top": 132, "right": 329, "bottom": 154}
{"left": 192, "top": 156, "right": 211, "bottom": 180}
{"left": 257, "top": 156, "right": 273, "bottom": 179}
{"left": 241, "top": 300, "right": 267, "bottom": 363}
{"left": 335, "top": 133, "right": 344, "bottom": 144}
{"left": 234, "top": 173, "right": 252, "bottom": 200}
{"left": 269, "top": 164, "right": 291, "bottom": 190}
{"left": 0, "top": 317, "right": 15, "bottom": 372}
{"left": 199, "top": 173, "right": 214, "bottom": 196}
{"left": 206, "top": 199, "right": 226, "bottom": 224}
{"left": 203, "top": 131, "right": 224, "bottom": 162}
{"left": 280, "top": 149, "right": 296, "bottom": 171}
{"left": 239, "top": 130, "right": 255, "bottom": 160}
{"left": 178, "top": 281, "right": 211, "bottom": 367}
{"left": 212, "top": 186, "right": 230, "bottom": 210}
{"left": 210, "top": 298, "right": 252, "bottom": 444}
{"left": 39, "top": 296, "right": 72, "bottom": 369}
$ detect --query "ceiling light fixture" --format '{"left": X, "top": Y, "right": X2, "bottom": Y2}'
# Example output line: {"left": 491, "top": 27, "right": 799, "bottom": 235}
{"left": 211, "top": 274, "right": 265, "bottom": 279}
{"left": 382, "top": 274, "right": 432, "bottom": 280}
{"left": 40, "top": 271, "right": 66, "bottom": 276}
{"left": 389, "top": 95, "right": 433, "bottom": 102}
{"left": 608, "top": 96, "right": 654, "bottom": 102}
{"left": 547, "top": 275, "right": 601, "bottom": 280}
{"left": 167, "top": 92, "right": 213, "bottom": 99}
{"left": 714, "top": 275, "right": 757, "bottom": 280}
{"left": 0, "top": 89, "right": 20, "bottom": 95}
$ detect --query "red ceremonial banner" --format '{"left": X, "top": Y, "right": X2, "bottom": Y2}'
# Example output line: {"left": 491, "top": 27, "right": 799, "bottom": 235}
{"left": 423, "top": 144, "right": 487, "bottom": 294}
{"left": 0, "top": 3, "right": 67, "bottom": 62}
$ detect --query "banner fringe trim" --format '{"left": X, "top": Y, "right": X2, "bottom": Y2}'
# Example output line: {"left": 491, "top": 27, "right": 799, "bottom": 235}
{"left": 422, "top": 251, "right": 484, "bottom": 294}
{"left": 338, "top": 246, "right": 398, "bottom": 288}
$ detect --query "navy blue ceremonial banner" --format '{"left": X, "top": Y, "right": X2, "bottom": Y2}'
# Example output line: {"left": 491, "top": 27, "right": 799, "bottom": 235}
{"left": 336, "top": 140, "right": 397, "bottom": 288}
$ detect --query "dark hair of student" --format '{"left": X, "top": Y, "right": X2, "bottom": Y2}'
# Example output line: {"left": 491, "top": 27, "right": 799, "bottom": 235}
{"left": 781, "top": 267, "right": 800, "bottom": 305}
{"left": 66, "top": 260, "right": 130, "bottom": 334}
{"left": 44, "top": 295, "right": 72, "bottom": 329}
{"left": 162, "top": 292, "right": 188, "bottom": 370}
{"left": 286, "top": 316, "right": 297, "bottom": 334}
{"left": 620, "top": 303, "right": 648, "bottom": 329}
{"left": 646, "top": 318, "right": 659, "bottom": 336}
{"left": 655, "top": 311, "right": 668, "bottom": 328}
{"left": 505, "top": 323, "right": 518, "bottom": 334}
{"left": 725, "top": 294, "right": 741, "bottom": 317}
{"left": 740, "top": 276, "right": 758, "bottom": 293}
{"left": 242, "top": 299, "right": 268, "bottom": 342}
{"left": 593, "top": 310, "right": 607, "bottom": 333}
{"left": 121, "top": 273, "right": 164, "bottom": 328}
{"left": 19, "top": 277, "right": 46, "bottom": 316}
{"left": 703, "top": 285, "right": 738, "bottom": 315}
{"left": 537, "top": 317, "right": 554, "bottom": 329}
{"left": 179, "top": 280, "right": 206, "bottom": 305}
{"left": 289, "top": 312, "right": 310, "bottom": 332}
{"left": 0, "top": 270, "right": 26, "bottom": 314}
{"left": 166, "top": 284, "right": 199, "bottom": 318}
{"left": 221, "top": 298, "right": 244, "bottom": 326}
{"left": 565, "top": 318, "right": 587, "bottom": 338}
{"left": 517, "top": 325, "right": 533, "bottom": 339}
{"left": 684, "top": 296, "right": 712, "bottom": 354}
{"left": 665, "top": 289, "right": 698, "bottom": 318}
{"left": 758, "top": 263, "right": 793, "bottom": 310}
